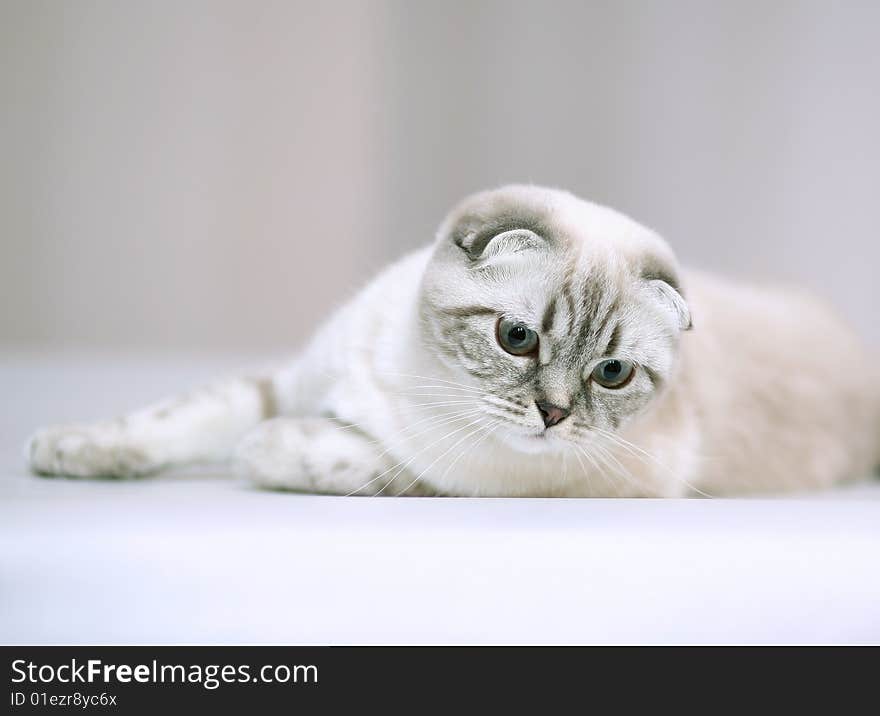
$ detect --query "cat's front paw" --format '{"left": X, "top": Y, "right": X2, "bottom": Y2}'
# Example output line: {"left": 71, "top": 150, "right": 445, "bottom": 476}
{"left": 235, "top": 418, "right": 319, "bottom": 491}
{"left": 235, "top": 417, "right": 411, "bottom": 495}
{"left": 26, "top": 423, "right": 157, "bottom": 479}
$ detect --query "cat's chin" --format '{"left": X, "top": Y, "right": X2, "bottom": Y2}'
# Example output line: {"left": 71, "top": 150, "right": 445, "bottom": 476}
{"left": 495, "top": 427, "right": 572, "bottom": 455}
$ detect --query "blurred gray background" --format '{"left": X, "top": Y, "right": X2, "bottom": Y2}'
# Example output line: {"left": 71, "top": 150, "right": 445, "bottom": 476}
{"left": 2, "top": 0, "right": 878, "bottom": 353}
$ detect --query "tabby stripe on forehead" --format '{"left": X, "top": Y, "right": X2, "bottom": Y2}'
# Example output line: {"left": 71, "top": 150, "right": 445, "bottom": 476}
{"left": 585, "top": 278, "right": 602, "bottom": 325}
{"left": 604, "top": 323, "right": 622, "bottom": 357}
{"left": 541, "top": 297, "right": 557, "bottom": 333}
{"left": 439, "top": 305, "right": 496, "bottom": 319}
{"left": 576, "top": 279, "right": 602, "bottom": 346}
{"left": 560, "top": 276, "right": 577, "bottom": 334}
{"left": 598, "top": 299, "right": 619, "bottom": 347}
{"left": 583, "top": 289, "right": 619, "bottom": 353}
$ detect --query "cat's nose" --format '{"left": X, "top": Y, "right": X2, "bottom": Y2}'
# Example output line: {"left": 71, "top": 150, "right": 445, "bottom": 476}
{"left": 535, "top": 401, "right": 570, "bottom": 428}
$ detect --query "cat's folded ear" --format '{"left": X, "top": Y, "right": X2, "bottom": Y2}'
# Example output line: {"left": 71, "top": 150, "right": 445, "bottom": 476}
{"left": 455, "top": 226, "right": 548, "bottom": 261}
{"left": 442, "top": 206, "right": 551, "bottom": 261}
{"left": 642, "top": 265, "right": 693, "bottom": 332}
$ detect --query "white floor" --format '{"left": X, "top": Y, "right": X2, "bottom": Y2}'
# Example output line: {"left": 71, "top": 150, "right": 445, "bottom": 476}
{"left": 2, "top": 350, "right": 879, "bottom": 645}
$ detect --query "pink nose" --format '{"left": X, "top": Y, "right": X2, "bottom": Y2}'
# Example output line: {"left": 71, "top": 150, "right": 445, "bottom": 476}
{"left": 535, "top": 401, "right": 570, "bottom": 428}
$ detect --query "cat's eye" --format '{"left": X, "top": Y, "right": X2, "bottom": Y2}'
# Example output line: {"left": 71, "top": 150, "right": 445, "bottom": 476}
{"left": 591, "top": 359, "right": 635, "bottom": 389}
{"left": 497, "top": 318, "right": 539, "bottom": 356}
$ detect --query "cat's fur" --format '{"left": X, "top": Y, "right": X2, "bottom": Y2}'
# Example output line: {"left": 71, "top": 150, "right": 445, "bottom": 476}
{"left": 27, "top": 185, "right": 880, "bottom": 496}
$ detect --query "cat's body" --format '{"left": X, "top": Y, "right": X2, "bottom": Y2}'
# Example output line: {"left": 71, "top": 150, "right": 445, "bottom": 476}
{"left": 28, "top": 186, "right": 880, "bottom": 496}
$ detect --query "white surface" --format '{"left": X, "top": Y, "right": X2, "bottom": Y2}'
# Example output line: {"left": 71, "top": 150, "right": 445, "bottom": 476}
{"left": 2, "top": 351, "right": 879, "bottom": 645}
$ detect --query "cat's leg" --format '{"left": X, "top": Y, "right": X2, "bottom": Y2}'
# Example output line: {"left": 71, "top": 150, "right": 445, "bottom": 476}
{"left": 236, "top": 417, "right": 432, "bottom": 496}
{"left": 27, "top": 377, "right": 276, "bottom": 478}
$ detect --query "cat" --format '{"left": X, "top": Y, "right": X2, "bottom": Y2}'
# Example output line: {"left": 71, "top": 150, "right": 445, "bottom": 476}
{"left": 27, "top": 185, "right": 880, "bottom": 496}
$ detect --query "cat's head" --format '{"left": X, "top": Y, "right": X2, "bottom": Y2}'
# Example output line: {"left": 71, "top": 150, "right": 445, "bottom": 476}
{"left": 419, "top": 185, "right": 691, "bottom": 452}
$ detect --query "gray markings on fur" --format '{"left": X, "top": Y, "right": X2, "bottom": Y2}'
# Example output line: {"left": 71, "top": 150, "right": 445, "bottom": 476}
{"left": 254, "top": 378, "right": 278, "bottom": 420}
{"left": 421, "top": 190, "right": 686, "bottom": 443}
{"left": 559, "top": 263, "right": 578, "bottom": 335}
{"left": 604, "top": 323, "right": 622, "bottom": 357}
{"left": 453, "top": 213, "right": 553, "bottom": 260}
{"left": 439, "top": 305, "right": 496, "bottom": 319}
{"left": 541, "top": 297, "right": 557, "bottom": 333}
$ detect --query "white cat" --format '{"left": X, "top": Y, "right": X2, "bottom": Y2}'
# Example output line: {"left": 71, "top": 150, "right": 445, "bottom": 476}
{"left": 27, "top": 185, "right": 880, "bottom": 496}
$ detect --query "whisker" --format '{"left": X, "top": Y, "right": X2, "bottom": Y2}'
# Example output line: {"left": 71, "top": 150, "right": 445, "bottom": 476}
{"left": 398, "top": 393, "right": 488, "bottom": 400}
{"left": 590, "top": 441, "right": 639, "bottom": 494}
{"left": 396, "top": 389, "right": 525, "bottom": 413}
{"left": 399, "top": 394, "right": 526, "bottom": 419}
{"left": 343, "top": 409, "right": 489, "bottom": 496}
{"left": 394, "top": 417, "right": 497, "bottom": 497}
{"left": 570, "top": 444, "right": 594, "bottom": 494}
{"left": 402, "top": 399, "right": 481, "bottom": 409}
{"left": 375, "top": 414, "right": 489, "bottom": 497}
{"left": 374, "top": 370, "right": 483, "bottom": 393}
{"left": 403, "top": 419, "right": 501, "bottom": 497}
{"left": 590, "top": 425, "right": 715, "bottom": 498}
{"left": 332, "top": 404, "right": 483, "bottom": 445}
{"left": 581, "top": 442, "right": 620, "bottom": 494}
{"left": 482, "top": 396, "right": 527, "bottom": 412}
{"left": 399, "top": 383, "right": 485, "bottom": 394}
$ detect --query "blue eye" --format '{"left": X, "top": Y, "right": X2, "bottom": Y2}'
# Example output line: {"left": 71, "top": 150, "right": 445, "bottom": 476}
{"left": 497, "top": 318, "right": 539, "bottom": 356}
{"left": 591, "top": 359, "right": 635, "bottom": 388}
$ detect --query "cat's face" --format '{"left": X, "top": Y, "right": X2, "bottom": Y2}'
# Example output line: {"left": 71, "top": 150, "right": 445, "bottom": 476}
{"left": 419, "top": 185, "right": 691, "bottom": 453}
